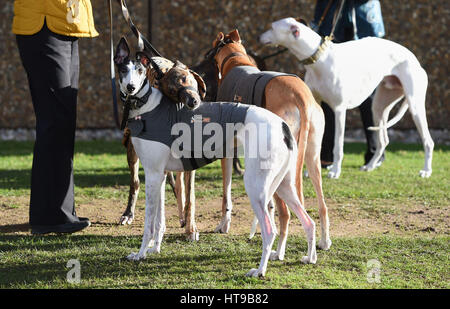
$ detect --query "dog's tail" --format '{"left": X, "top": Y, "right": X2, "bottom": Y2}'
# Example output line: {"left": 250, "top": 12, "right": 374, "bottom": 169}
{"left": 368, "top": 97, "right": 408, "bottom": 131}
{"left": 282, "top": 122, "right": 294, "bottom": 151}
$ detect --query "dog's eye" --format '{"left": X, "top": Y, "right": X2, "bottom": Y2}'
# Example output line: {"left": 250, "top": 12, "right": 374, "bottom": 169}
{"left": 138, "top": 68, "right": 144, "bottom": 75}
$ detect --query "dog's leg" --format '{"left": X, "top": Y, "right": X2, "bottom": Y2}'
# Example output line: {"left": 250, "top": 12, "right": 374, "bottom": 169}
{"left": 304, "top": 105, "right": 331, "bottom": 249}
{"left": 249, "top": 198, "right": 277, "bottom": 240}
{"left": 120, "top": 132, "right": 140, "bottom": 225}
{"left": 184, "top": 170, "right": 199, "bottom": 241}
{"left": 147, "top": 173, "right": 167, "bottom": 254}
{"left": 410, "top": 99, "right": 434, "bottom": 178}
{"left": 244, "top": 154, "right": 282, "bottom": 277}
{"left": 305, "top": 130, "right": 331, "bottom": 249}
{"left": 362, "top": 85, "right": 401, "bottom": 172}
{"left": 245, "top": 190, "right": 276, "bottom": 277}
{"left": 401, "top": 70, "right": 434, "bottom": 178}
{"left": 249, "top": 216, "right": 258, "bottom": 239}
{"left": 328, "top": 108, "right": 346, "bottom": 179}
{"left": 127, "top": 170, "right": 166, "bottom": 261}
{"left": 215, "top": 158, "right": 234, "bottom": 233}
{"left": 269, "top": 194, "right": 290, "bottom": 261}
{"left": 276, "top": 175, "right": 317, "bottom": 264}
{"left": 176, "top": 172, "right": 186, "bottom": 227}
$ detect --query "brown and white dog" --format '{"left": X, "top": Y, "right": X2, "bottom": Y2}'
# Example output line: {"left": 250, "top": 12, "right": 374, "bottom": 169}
{"left": 207, "top": 30, "right": 331, "bottom": 259}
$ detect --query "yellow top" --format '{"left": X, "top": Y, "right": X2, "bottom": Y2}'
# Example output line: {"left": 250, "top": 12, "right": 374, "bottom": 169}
{"left": 12, "top": 0, "right": 99, "bottom": 38}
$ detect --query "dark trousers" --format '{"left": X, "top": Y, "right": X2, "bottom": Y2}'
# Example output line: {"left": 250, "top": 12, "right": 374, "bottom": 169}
{"left": 16, "top": 22, "right": 81, "bottom": 226}
{"left": 320, "top": 95, "right": 385, "bottom": 165}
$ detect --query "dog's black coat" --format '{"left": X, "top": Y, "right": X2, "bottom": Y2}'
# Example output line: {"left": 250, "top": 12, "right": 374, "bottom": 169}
{"left": 127, "top": 96, "right": 250, "bottom": 170}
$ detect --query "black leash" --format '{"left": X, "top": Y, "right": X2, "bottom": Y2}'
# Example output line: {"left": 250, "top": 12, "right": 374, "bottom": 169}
{"left": 260, "top": 47, "right": 288, "bottom": 61}
{"left": 108, "top": 0, "right": 120, "bottom": 129}
{"left": 116, "top": 0, "right": 162, "bottom": 57}
{"left": 329, "top": 0, "right": 346, "bottom": 41}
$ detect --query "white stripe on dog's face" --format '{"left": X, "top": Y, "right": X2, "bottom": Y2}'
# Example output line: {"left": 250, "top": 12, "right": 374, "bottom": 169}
{"left": 118, "top": 60, "right": 147, "bottom": 96}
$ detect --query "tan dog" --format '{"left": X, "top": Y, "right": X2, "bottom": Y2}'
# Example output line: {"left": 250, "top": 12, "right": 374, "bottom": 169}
{"left": 211, "top": 30, "right": 331, "bottom": 258}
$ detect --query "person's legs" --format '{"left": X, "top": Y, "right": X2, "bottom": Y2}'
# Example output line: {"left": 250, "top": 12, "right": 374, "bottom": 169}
{"left": 320, "top": 102, "right": 335, "bottom": 166}
{"left": 16, "top": 23, "right": 88, "bottom": 232}
{"left": 359, "top": 94, "right": 385, "bottom": 165}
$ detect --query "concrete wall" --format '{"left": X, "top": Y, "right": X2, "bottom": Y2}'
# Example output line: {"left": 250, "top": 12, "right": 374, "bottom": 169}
{"left": 0, "top": 0, "right": 448, "bottom": 130}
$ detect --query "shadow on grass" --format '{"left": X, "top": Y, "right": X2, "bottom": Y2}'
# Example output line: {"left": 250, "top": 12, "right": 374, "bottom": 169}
{"left": 0, "top": 223, "right": 30, "bottom": 233}
{"left": 0, "top": 169, "right": 131, "bottom": 190}
{"left": 0, "top": 141, "right": 125, "bottom": 157}
{"left": 0, "top": 234, "right": 250, "bottom": 287}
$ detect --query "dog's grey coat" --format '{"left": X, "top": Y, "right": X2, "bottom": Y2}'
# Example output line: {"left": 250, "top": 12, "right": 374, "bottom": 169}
{"left": 127, "top": 96, "right": 249, "bottom": 170}
{"left": 217, "top": 66, "right": 298, "bottom": 107}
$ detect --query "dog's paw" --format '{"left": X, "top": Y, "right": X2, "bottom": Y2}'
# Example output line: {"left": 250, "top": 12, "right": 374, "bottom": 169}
{"left": 246, "top": 268, "right": 265, "bottom": 278}
{"left": 327, "top": 170, "right": 341, "bottom": 179}
{"left": 360, "top": 165, "right": 369, "bottom": 171}
{"left": 301, "top": 254, "right": 317, "bottom": 264}
{"left": 186, "top": 231, "right": 199, "bottom": 242}
{"left": 145, "top": 246, "right": 160, "bottom": 255}
{"left": 214, "top": 218, "right": 231, "bottom": 234}
{"left": 127, "top": 252, "right": 145, "bottom": 261}
{"left": 318, "top": 238, "right": 332, "bottom": 250}
{"left": 419, "top": 169, "right": 432, "bottom": 178}
{"left": 119, "top": 215, "right": 134, "bottom": 225}
{"left": 269, "top": 250, "right": 284, "bottom": 261}
{"left": 361, "top": 164, "right": 377, "bottom": 172}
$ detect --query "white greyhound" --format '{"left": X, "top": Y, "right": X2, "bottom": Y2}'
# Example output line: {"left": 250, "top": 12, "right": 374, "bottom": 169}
{"left": 260, "top": 17, "right": 434, "bottom": 179}
{"left": 114, "top": 38, "right": 317, "bottom": 277}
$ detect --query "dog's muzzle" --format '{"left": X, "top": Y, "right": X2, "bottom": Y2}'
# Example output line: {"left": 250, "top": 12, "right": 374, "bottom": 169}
{"left": 178, "top": 86, "right": 201, "bottom": 110}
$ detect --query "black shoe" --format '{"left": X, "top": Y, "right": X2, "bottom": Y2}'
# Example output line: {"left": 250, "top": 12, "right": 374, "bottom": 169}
{"left": 31, "top": 220, "right": 91, "bottom": 235}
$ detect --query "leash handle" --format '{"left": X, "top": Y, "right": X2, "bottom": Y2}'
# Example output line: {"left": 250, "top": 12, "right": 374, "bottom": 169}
{"left": 116, "top": 0, "right": 162, "bottom": 57}
{"left": 108, "top": 0, "right": 121, "bottom": 129}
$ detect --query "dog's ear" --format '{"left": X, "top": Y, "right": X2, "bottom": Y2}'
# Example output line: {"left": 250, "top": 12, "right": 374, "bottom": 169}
{"left": 136, "top": 52, "right": 151, "bottom": 68}
{"left": 213, "top": 32, "right": 225, "bottom": 47}
{"left": 114, "top": 37, "right": 130, "bottom": 65}
{"left": 228, "top": 29, "right": 241, "bottom": 43}
{"left": 174, "top": 60, "right": 188, "bottom": 70}
{"left": 295, "top": 17, "right": 308, "bottom": 26}
{"left": 189, "top": 70, "right": 207, "bottom": 100}
{"left": 290, "top": 25, "right": 300, "bottom": 39}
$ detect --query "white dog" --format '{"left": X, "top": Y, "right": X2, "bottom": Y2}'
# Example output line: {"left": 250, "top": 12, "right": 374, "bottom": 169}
{"left": 260, "top": 17, "right": 434, "bottom": 179}
{"left": 114, "top": 38, "right": 317, "bottom": 277}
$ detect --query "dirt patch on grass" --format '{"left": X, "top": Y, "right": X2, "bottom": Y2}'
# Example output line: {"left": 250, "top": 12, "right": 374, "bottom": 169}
{"left": 1, "top": 194, "right": 448, "bottom": 239}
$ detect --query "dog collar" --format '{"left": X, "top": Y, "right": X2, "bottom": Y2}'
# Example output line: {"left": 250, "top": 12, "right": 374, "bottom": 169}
{"left": 299, "top": 36, "right": 332, "bottom": 66}
{"left": 120, "top": 79, "right": 152, "bottom": 110}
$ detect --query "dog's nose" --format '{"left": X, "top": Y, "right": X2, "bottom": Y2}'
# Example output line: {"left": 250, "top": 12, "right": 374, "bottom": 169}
{"left": 127, "top": 84, "right": 135, "bottom": 93}
{"left": 186, "top": 98, "right": 201, "bottom": 110}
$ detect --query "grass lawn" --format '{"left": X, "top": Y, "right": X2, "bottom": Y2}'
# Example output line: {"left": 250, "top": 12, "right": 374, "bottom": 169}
{"left": 0, "top": 140, "right": 449, "bottom": 289}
